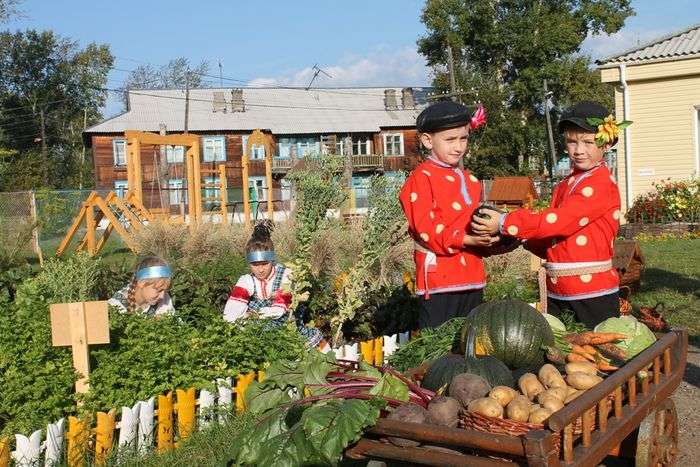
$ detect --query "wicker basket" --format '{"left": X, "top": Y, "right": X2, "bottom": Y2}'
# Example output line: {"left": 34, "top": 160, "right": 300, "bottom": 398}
{"left": 460, "top": 411, "right": 561, "bottom": 457}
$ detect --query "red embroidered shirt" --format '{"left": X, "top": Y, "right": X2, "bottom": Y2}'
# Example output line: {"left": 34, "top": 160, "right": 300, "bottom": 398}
{"left": 501, "top": 164, "right": 621, "bottom": 300}
{"left": 399, "top": 158, "right": 486, "bottom": 296}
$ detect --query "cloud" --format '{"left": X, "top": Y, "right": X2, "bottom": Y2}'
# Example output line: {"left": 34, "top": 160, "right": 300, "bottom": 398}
{"left": 247, "top": 46, "right": 432, "bottom": 87}
{"left": 581, "top": 28, "right": 666, "bottom": 61}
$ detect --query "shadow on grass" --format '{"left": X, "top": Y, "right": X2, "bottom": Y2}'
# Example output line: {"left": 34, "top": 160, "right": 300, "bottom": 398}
{"left": 639, "top": 268, "right": 700, "bottom": 298}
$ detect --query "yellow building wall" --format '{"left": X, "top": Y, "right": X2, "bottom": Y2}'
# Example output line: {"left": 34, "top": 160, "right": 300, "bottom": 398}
{"left": 603, "top": 60, "right": 700, "bottom": 210}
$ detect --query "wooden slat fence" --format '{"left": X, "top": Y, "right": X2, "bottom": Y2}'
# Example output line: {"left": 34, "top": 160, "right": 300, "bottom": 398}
{"left": 0, "top": 334, "right": 403, "bottom": 466}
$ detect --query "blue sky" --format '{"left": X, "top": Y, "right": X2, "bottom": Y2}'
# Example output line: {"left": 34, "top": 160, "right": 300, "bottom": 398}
{"left": 4, "top": 0, "right": 698, "bottom": 116}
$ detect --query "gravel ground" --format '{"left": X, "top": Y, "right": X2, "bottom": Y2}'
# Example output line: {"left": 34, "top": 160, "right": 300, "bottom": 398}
{"left": 673, "top": 344, "right": 700, "bottom": 466}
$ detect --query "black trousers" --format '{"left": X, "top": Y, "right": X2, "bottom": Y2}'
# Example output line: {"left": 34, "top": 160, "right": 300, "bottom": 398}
{"left": 547, "top": 292, "right": 620, "bottom": 329}
{"left": 419, "top": 289, "right": 484, "bottom": 330}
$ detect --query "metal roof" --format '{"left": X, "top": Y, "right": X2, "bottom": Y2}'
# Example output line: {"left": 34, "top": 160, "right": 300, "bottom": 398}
{"left": 86, "top": 87, "right": 428, "bottom": 135}
{"left": 597, "top": 23, "right": 700, "bottom": 66}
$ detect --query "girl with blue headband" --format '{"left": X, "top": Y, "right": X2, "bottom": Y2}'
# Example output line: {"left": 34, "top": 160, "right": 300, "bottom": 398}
{"left": 224, "top": 220, "right": 327, "bottom": 350}
{"left": 108, "top": 256, "right": 174, "bottom": 317}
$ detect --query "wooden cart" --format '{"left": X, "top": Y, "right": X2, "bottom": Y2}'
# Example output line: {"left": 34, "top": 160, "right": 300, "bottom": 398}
{"left": 346, "top": 328, "right": 688, "bottom": 467}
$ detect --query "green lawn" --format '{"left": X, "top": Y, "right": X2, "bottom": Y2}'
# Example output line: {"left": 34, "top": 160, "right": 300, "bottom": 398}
{"left": 634, "top": 238, "right": 700, "bottom": 345}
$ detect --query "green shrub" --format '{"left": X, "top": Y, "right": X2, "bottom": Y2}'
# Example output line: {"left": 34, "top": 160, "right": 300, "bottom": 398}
{"left": 626, "top": 177, "right": 700, "bottom": 223}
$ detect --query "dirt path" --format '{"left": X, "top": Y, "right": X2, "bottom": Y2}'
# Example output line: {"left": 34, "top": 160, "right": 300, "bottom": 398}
{"left": 673, "top": 344, "right": 700, "bottom": 466}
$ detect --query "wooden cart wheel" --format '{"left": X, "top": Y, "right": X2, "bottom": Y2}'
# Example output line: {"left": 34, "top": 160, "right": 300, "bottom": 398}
{"left": 635, "top": 398, "right": 679, "bottom": 467}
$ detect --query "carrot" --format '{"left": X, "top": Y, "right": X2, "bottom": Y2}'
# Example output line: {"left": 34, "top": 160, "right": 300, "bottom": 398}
{"left": 595, "top": 343, "right": 627, "bottom": 361}
{"left": 597, "top": 361, "right": 619, "bottom": 372}
{"left": 567, "top": 352, "right": 594, "bottom": 363}
{"left": 564, "top": 332, "right": 627, "bottom": 346}
{"left": 582, "top": 345, "right": 597, "bottom": 355}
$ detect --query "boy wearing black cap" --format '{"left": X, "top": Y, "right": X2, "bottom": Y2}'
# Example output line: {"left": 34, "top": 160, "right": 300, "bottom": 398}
{"left": 472, "top": 101, "right": 629, "bottom": 328}
{"left": 399, "top": 100, "right": 496, "bottom": 329}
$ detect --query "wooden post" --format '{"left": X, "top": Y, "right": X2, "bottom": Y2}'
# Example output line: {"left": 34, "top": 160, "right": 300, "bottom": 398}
{"left": 265, "top": 147, "right": 273, "bottom": 220}
{"left": 241, "top": 150, "right": 251, "bottom": 229}
{"left": 219, "top": 164, "right": 228, "bottom": 224}
{"left": 50, "top": 301, "right": 110, "bottom": 394}
{"left": 191, "top": 138, "right": 202, "bottom": 224}
{"left": 360, "top": 340, "right": 374, "bottom": 363}
{"left": 29, "top": 191, "right": 44, "bottom": 266}
{"left": 84, "top": 203, "right": 96, "bottom": 257}
{"left": 127, "top": 137, "right": 143, "bottom": 205}
{"left": 0, "top": 437, "right": 9, "bottom": 467}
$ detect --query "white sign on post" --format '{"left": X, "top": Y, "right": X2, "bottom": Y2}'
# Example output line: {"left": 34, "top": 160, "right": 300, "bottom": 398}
{"left": 50, "top": 301, "right": 110, "bottom": 394}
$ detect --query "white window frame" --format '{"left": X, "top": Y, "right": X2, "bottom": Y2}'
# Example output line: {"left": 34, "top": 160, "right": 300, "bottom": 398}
{"left": 280, "top": 178, "right": 292, "bottom": 201}
{"left": 248, "top": 176, "right": 267, "bottom": 201}
{"left": 113, "top": 180, "right": 128, "bottom": 197}
{"left": 353, "top": 136, "right": 372, "bottom": 155}
{"left": 113, "top": 139, "right": 126, "bottom": 166}
{"left": 297, "top": 137, "right": 321, "bottom": 158}
{"left": 204, "top": 176, "right": 221, "bottom": 200}
{"left": 383, "top": 133, "right": 404, "bottom": 156}
{"left": 168, "top": 178, "right": 186, "bottom": 205}
{"left": 165, "top": 145, "right": 184, "bottom": 163}
{"left": 277, "top": 137, "right": 292, "bottom": 159}
{"left": 202, "top": 136, "right": 226, "bottom": 162}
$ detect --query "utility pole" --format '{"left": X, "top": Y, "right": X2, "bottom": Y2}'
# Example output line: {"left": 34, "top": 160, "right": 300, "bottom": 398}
{"left": 543, "top": 79, "right": 557, "bottom": 181}
{"left": 447, "top": 45, "right": 458, "bottom": 103}
{"left": 218, "top": 60, "right": 223, "bottom": 87}
{"left": 79, "top": 108, "right": 87, "bottom": 190}
{"left": 184, "top": 68, "right": 190, "bottom": 134}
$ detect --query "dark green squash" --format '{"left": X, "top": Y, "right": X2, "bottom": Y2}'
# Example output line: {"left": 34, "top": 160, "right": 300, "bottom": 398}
{"left": 460, "top": 300, "right": 554, "bottom": 370}
{"left": 461, "top": 326, "right": 515, "bottom": 388}
{"left": 421, "top": 354, "right": 469, "bottom": 392}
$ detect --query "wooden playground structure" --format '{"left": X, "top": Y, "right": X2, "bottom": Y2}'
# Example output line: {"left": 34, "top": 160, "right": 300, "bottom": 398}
{"left": 57, "top": 129, "right": 275, "bottom": 257}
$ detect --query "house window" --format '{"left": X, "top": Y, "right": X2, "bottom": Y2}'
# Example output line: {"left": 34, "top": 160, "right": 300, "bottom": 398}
{"left": 383, "top": 133, "right": 404, "bottom": 155}
{"left": 113, "top": 180, "right": 128, "bottom": 197}
{"left": 278, "top": 138, "right": 292, "bottom": 159}
{"left": 241, "top": 135, "right": 266, "bottom": 160}
{"left": 113, "top": 139, "right": 127, "bottom": 166}
{"left": 281, "top": 179, "right": 291, "bottom": 201}
{"left": 202, "top": 136, "right": 226, "bottom": 162}
{"left": 353, "top": 136, "right": 372, "bottom": 155}
{"left": 204, "top": 176, "right": 221, "bottom": 200}
{"left": 165, "top": 145, "right": 184, "bottom": 163}
{"left": 297, "top": 137, "right": 321, "bottom": 157}
{"left": 248, "top": 176, "right": 267, "bottom": 201}
{"left": 168, "top": 178, "right": 186, "bottom": 205}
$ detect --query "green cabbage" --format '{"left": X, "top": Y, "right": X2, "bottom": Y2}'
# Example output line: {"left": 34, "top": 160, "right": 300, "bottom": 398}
{"left": 594, "top": 316, "right": 656, "bottom": 360}
{"left": 543, "top": 313, "right": 566, "bottom": 334}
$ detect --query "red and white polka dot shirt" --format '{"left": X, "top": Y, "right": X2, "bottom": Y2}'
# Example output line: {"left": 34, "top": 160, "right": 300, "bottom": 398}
{"left": 399, "top": 158, "right": 486, "bottom": 297}
{"left": 502, "top": 164, "right": 621, "bottom": 300}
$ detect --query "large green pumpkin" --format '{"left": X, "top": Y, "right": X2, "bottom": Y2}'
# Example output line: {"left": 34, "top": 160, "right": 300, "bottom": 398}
{"left": 461, "top": 326, "right": 515, "bottom": 388}
{"left": 460, "top": 300, "right": 554, "bottom": 369}
{"left": 421, "top": 354, "right": 469, "bottom": 392}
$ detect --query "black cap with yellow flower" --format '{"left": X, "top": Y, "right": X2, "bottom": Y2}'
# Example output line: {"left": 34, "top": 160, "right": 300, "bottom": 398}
{"left": 558, "top": 100, "right": 632, "bottom": 147}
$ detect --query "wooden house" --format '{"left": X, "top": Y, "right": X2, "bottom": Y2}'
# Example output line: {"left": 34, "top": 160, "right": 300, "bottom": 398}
{"left": 83, "top": 87, "right": 428, "bottom": 213}
{"left": 486, "top": 176, "right": 538, "bottom": 209}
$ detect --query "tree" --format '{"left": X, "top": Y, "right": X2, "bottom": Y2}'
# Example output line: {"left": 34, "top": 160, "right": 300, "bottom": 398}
{"left": 418, "top": 0, "right": 633, "bottom": 178}
{"left": 121, "top": 57, "right": 210, "bottom": 109}
{"left": 0, "top": 30, "right": 113, "bottom": 189}
{"left": 0, "top": 0, "right": 23, "bottom": 23}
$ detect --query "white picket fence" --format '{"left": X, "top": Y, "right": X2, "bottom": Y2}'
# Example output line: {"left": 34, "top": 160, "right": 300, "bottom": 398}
{"left": 4, "top": 334, "right": 405, "bottom": 466}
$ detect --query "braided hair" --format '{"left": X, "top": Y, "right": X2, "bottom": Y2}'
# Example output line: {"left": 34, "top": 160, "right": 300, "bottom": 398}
{"left": 246, "top": 220, "right": 275, "bottom": 255}
{"left": 127, "top": 256, "right": 170, "bottom": 313}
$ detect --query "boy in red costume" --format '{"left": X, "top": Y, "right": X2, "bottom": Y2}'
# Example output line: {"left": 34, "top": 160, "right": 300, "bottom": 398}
{"left": 399, "top": 100, "right": 497, "bottom": 329}
{"left": 472, "top": 101, "right": 628, "bottom": 328}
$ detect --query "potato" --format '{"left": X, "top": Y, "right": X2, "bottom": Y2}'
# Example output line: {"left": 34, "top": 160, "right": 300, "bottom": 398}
{"left": 489, "top": 386, "right": 517, "bottom": 407}
{"left": 565, "top": 362, "right": 597, "bottom": 376}
{"left": 529, "top": 403, "right": 542, "bottom": 413}
{"left": 564, "top": 390, "right": 583, "bottom": 404}
{"left": 427, "top": 396, "right": 461, "bottom": 428}
{"left": 537, "top": 387, "right": 568, "bottom": 403}
{"left": 387, "top": 403, "right": 429, "bottom": 447}
{"left": 567, "top": 372, "right": 603, "bottom": 390}
{"left": 468, "top": 397, "right": 504, "bottom": 418}
{"left": 539, "top": 395, "right": 565, "bottom": 413}
{"left": 449, "top": 373, "right": 491, "bottom": 408}
{"left": 566, "top": 386, "right": 579, "bottom": 396}
{"left": 538, "top": 364, "right": 567, "bottom": 389}
{"left": 506, "top": 396, "right": 531, "bottom": 422}
{"left": 528, "top": 407, "right": 553, "bottom": 425}
{"left": 518, "top": 373, "right": 545, "bottom": 401}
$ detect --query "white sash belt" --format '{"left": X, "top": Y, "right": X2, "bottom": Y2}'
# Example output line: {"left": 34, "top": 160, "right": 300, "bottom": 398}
{"left": 544, "top": 260, "right": 613, "bottom": 278}
{"left": 414, "top": 242, "right": 437, "bottom": 298}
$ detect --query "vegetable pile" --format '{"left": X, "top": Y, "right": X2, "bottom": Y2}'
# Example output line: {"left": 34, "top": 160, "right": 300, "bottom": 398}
{"left": 232, "top": 350, "right": 433, "bottom": 466}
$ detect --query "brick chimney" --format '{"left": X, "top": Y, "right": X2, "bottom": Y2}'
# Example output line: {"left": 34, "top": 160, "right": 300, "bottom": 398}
{"left": 384, "top": 89, "right": 398, "bottom": 111}
{"left": 401, "top": 87, "right": 415, "bottom": 109}
{"left": 231, "top": 88, "right": 245, "bottom": 112}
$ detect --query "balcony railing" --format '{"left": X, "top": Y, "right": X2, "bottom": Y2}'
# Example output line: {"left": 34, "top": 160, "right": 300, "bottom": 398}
{"left": 271, "top": 154, "right": 384, "bottom": 172}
